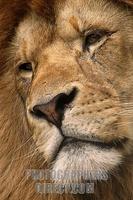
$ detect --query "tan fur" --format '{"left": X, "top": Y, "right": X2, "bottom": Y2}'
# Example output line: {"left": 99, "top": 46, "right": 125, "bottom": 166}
{"left": 0, "top": 0, "right": 133, "bottom": 200}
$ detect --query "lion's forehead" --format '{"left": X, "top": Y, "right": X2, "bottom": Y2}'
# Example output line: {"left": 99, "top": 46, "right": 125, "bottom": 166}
{"left": 14, "top": 0, "right": 131, "bottom": 57}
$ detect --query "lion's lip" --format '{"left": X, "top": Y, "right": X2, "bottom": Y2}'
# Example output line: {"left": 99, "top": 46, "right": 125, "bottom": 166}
{"left": 61, "top": 136, "right": 127, "bottom": 149}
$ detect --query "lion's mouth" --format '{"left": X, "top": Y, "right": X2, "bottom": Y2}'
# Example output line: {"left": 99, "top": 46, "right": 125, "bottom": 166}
{"left": 60, "top": 136, "right": 128, "bottom": 149}
{"left": 51, "top": 128, "right": 129, "bottom": 162}
{"left": 50, "top": 133, "right": 127, "bottom": 183}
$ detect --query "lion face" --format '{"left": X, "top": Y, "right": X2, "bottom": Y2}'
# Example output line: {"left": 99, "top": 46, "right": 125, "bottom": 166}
{"left": 13, "top": 0, "right": 133, "bottom": 183}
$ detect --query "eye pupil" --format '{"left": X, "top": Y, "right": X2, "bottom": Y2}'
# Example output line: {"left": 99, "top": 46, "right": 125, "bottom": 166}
{"left": 19, "top": 63, "right": 32, "bottom": 72}
{"left": 86, "top": 33, "right": 101, "bottom": 45}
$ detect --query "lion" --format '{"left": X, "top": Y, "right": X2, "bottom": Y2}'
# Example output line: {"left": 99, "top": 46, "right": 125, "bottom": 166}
{"left": 0, "top": 0, "right": 133, "bottom": 199}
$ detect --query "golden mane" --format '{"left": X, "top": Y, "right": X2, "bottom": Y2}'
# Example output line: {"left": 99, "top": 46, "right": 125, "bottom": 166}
{"left": 0, "top": 0, "right": 133, "bottom": 200}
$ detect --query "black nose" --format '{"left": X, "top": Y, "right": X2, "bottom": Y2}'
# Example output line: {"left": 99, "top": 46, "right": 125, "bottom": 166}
{"left": 31, "top": 87, "right": 78, "bottom": 127}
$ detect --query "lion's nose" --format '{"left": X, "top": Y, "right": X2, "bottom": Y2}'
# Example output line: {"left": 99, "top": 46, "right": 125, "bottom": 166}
{"left": 31, "top": 87, "right": 78, "bottom": 127}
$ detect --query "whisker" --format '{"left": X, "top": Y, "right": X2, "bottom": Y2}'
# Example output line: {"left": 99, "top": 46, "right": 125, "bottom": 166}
{"left": 15, "top": 136, "right": 33, "bottom": 152}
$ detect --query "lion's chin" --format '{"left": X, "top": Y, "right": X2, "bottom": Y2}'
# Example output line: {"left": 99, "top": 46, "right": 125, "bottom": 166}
{"left": 50, "top": 141, "right": 122, "bottom": 184}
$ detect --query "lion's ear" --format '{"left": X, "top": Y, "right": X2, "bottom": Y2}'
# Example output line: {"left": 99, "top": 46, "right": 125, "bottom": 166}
{"left": 119, "top": 0, "right": 133, "bottom": 6}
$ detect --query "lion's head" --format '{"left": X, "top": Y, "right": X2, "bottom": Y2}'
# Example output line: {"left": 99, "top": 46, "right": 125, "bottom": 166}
{"left": 0, "top": 0, "right": 133, "bottom": 199}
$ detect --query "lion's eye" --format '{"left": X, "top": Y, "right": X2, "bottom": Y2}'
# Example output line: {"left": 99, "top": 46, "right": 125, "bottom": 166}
{"left": 17, "top": 62, "right": 33, "bottom": 78}
{"left": 83, "top": 29, "right": 111, "bottom": 51}
{"left": 18, "top": 63, "right": 33, "bottom": 72}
